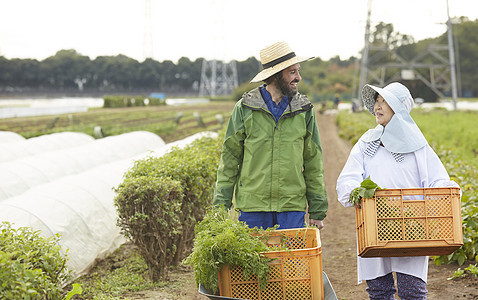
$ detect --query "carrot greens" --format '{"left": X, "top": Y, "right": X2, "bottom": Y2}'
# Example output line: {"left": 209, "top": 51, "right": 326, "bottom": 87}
{"left": 183, "top": 207, "right": 275, "bottom": 294}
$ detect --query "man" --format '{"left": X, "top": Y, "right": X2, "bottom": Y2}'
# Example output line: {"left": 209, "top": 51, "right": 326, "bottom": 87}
{"left": 213, "top": 41, "right": 327, "bottom": 230}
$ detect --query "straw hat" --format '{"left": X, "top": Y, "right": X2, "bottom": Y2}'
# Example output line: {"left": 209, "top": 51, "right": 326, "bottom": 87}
{"left": 362, "top": 82, "right": 414, "bottom": 115}
{"left": 250, "top": 42, "right": 314, "bottom": 83}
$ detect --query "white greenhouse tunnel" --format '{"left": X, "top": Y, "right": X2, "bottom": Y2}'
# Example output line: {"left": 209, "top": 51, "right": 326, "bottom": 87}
{"left": 0, "top": 131, "right": 165, "bottom": 201}
{"left": 0, "top": 131, "right": 218, "bottom": 279}
{"left": 0, "top": 130, "right": 25, "bottom": 144}
{"left": 0, "top": 131, "right": 94, "bottom": 163}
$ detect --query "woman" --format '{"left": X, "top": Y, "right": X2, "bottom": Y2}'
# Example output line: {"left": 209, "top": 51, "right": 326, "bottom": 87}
{"left": 336, "top": 82, "right": 459, "bottom": 299}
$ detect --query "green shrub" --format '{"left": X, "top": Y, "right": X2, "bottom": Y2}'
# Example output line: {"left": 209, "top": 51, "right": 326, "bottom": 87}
{"left": 0, "top": 222, "right": 71, "bottom": 299}
{"left": 114, "top": 136, "right": 222, "bottom": 281}
{"left": 114, "top": 176, "right": 183, "bottom": 282}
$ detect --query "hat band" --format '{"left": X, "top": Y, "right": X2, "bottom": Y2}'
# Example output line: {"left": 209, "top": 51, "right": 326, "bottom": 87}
{"left": 262, "top": 52, "right": 296, "bottom": 69}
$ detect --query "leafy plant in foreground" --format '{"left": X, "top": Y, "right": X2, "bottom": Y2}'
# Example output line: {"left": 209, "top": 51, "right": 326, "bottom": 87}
{"left": 349, "top": 176, "right": 382, "bottom": 205}
{"left": 183, "top": 207, "right": 274, "bottom": 294}
{"left": 0, "top": 222, "right": 71, "bottom": 299}
{"left": 465, "top": 264, "right": 478, "bottom": 277}
{"left": 447, "top": 264, "right": 478, "bottom": 280}
{"left": 63, "top": 283, "right": 82, "bottom": 300}
{"left": 447, "top": 268, "right": 466, "bottom": 280}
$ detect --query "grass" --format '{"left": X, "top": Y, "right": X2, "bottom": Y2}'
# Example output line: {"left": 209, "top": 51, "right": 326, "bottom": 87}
{"left": 336, "top": 108, "right": 478, "bottom": 167}
{"left": 64, "top": 243, "right": 198, "bottom": 299}
{"left": 458, "top": 97, "right": 478, "bottom": 102}
{"left": 412, "top": 109, "right": 478, "bottom": 165}
{"left": 73, "top": 244, "right": 159, "bottom": 299}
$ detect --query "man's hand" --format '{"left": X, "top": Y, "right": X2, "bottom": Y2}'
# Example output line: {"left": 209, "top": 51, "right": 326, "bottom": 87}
{"left": 309, "top": 219, "right": 324, "bottom": 230}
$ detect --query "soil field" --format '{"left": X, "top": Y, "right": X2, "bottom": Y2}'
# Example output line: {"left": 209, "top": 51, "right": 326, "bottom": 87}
{"left": 81, "top": 111, "right": 478, "bottom": 299}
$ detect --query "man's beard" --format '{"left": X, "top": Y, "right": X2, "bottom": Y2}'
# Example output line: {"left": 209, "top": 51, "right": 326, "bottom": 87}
{"left": 276, "top": 74, "right": 299, "bottom": 97}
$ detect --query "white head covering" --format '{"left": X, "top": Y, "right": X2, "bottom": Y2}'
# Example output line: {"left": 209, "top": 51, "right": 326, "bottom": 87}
{"left": 359, "top": 82, "right": 428, "bottom": 154}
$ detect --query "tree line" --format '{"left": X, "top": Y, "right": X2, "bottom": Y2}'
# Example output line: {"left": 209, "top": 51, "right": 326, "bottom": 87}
{"left": 1, "top": 17, "right": 477, "bottom": 101}
{"left": 0, "top": 52, "right": 260, "bottom": 96}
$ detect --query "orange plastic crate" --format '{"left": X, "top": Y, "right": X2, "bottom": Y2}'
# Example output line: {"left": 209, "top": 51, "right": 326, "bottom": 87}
{"left": 218, "top": 228, "right": 323, "bottom": 300}
{"left": 355, "top": 187, "right": 463, "bottom": 257}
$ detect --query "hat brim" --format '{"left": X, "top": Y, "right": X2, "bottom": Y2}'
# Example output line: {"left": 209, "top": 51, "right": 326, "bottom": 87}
{"left": 361, "top": 84, "right": 400, "bottom": 116}
{"left": 250, "top": 56, "right": 314, "bottom": 83}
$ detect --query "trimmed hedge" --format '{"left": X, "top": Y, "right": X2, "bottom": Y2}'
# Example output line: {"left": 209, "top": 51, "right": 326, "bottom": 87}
{"left": 0, "top": 222, "right": 71, "bottom": 299}
{"left": 114, "top": 177, "right": 184, "bottom": 281}
{"left": 114, "top": 135, "right": 222, "bottom": 281}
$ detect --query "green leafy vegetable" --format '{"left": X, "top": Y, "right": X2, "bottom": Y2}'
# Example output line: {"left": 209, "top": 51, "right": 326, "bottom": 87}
{"left": 183, "top": 207, "right": 275, "bottom": 294}
{"left": 447, "top": 268, "right": 466, "bottom": 280}
{"left": 63, "top": 283, "right": 83, "bottom": 300}
{"left": 349, "top": 176, "right": 382, "bottom": 205}
{"left": 465, "top": 264, "right": 478, "bottom": 277}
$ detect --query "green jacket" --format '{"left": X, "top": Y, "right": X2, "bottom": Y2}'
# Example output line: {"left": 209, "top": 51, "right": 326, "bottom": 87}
{"left": 213, "top": 87, "right": 328, "bottom": 220}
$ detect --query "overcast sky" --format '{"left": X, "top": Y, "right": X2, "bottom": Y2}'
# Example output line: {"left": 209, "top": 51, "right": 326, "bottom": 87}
{"left": 1, "top": 0, "right": 477, "bottom": 63}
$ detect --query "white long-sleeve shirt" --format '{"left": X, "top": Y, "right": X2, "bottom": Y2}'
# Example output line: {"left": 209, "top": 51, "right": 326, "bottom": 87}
{"left": 336, "top": 140, "right": 459, "bottom": 284}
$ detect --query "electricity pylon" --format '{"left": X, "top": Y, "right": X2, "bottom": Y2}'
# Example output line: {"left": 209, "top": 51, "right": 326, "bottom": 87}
{"left": 199, "top": 60, "right": 238, "bottom": 97}
{"left": 198, "top": 0, "right": 238, "bottom": 97}
{"left": 358, "top": 0, "right": 458, "bottom": 108}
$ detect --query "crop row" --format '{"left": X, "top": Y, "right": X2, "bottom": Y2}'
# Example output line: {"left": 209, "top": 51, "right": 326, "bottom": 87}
{"left": 0, "top": 102, "right": 235, "bottom": 143}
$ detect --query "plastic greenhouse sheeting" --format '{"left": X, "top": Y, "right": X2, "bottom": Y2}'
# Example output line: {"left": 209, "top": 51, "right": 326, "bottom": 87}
{"left": 0, "top": 131, "right": 25, "bottom": 144}
{"left": 0, "top": 131, "right": 165, "bottom": 201}
{"left": 0, "top": 131, "right": 218, "bottom": 279}
{"left": 0, "top": 131, "right": 94, "bottom": 163}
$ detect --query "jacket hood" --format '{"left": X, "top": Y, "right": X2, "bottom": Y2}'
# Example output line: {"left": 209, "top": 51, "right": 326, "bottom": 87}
{"left": 241, "top": 86, "right": 312, "bottom": 115}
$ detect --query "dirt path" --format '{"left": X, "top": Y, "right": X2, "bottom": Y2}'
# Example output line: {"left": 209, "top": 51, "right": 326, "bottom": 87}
{"left": 317, "top": 113, "right": 369, "bottom": 299}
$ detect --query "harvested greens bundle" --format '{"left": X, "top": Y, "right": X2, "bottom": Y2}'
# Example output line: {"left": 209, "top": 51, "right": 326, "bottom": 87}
{"left": 183, "top": 207, "right": 275, "bottom": 294}
{"left": 349, "top": 176, "right": 382, "bottom": 205}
